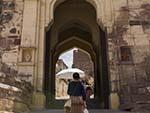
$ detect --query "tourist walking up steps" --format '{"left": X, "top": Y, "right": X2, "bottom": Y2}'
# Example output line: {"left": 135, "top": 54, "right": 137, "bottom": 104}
{"left": 67, "top": 72, "right": 86, "bottom": 113}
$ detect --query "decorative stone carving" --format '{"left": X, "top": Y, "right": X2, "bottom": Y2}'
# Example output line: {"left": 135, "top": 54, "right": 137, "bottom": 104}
{"left": 22, "top": 49, "right": 32, "bottom": 62}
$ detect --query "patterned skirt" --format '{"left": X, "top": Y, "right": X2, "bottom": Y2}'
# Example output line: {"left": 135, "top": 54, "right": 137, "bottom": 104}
{"left": 71, "top": 104, "right": 84, "bottom": 113}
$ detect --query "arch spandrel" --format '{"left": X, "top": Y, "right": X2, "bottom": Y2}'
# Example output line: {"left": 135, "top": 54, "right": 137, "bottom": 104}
{"left": 45, "top": 0, "right": 109, "bottom": 29}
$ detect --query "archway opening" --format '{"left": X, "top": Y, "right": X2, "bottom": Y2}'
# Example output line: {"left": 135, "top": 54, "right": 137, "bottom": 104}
{"left": 44, "top": 0, "right": 109, "bottom": 109}
{"left": 55, "top": 47, "right": 94, "bottom": 100}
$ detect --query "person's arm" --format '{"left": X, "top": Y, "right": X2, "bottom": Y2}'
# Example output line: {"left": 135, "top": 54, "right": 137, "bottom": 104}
{"left": 81, "top": 82, "right": 86, "bottom": 101}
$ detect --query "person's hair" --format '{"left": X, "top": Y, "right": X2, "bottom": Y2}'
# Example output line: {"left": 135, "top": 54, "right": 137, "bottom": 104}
{"left": 73, "top": 72, "right": 80, "bottom": 80}
{"left": 86, "top": 86, "right": 92, "bottom": 91}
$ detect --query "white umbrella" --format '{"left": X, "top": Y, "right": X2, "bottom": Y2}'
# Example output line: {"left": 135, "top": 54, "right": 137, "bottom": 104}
{"left": 56, "top": 68, "right": 85, "bottom": 79}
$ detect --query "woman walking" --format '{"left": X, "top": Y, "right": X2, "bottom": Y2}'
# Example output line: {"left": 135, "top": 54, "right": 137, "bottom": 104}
{"left": 67, "top": 72, "right": 86, "bottom": 113}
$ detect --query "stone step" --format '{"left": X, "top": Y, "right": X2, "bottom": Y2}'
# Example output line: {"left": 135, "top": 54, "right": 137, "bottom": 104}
{"left": 29, "top": 109, "right": 135, "bottom": 113}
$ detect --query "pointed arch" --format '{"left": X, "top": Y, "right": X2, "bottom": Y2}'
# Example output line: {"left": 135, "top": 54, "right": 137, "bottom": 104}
{"left": 45, "top": 0, "right": 104, "bottom": 28}
{"left": 54, "top": 36, "right": 96, "bottom": 62}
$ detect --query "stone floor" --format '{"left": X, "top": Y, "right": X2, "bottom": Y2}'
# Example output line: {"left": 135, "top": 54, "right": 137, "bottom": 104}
{"left": 29, "top": 109, "right": 136, "bottom": 113}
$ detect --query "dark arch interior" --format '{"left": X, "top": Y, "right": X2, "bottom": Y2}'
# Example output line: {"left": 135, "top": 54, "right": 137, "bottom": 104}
{"left": 44, "top": 0, "right": 109, "bottom": 109}
{"left": 54, "top": 38, "right": 96, "bottom": 62}
{"left": 58, "top": 23, "right": 92, "bottom": 43}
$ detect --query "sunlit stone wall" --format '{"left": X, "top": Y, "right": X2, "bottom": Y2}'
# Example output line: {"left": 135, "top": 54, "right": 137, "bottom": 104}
{"left": 0, "top": 0, "right": 150, "bottom": 112}
{"left": 108, "top": 0, "right": 150, "bottom": 110}
{"left": 0, "top": 0, "right": 33, "bottom": 112}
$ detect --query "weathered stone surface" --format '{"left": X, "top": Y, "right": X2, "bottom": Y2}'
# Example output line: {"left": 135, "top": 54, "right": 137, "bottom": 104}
{"left": 113, "top": 0, "right": 127, "bottom": 11}
{"left": 9, "top": 28, "right": 16, "bottom": 34}
{"left": 2, "top": 52, "right": 17, "bottom": 63}
{"left": 0, "top": 99, "right": 14, "bottom": 112}
{"left": 110, "top": 1, "right": 150, "bottom": 111}
{"left": 130, "top": 25, "right": 144, "bottom": 35}
{"left": 14, "top": 101, "right": 29, "bottom": 113}
{"left": 132, "top": 45, "right": 149, "bottom": 64}
{"left": 0, "top": 74, "right": 33, "bottom": 112}
{"left": 0, "top": 0, "right": 150, "bottom": 112}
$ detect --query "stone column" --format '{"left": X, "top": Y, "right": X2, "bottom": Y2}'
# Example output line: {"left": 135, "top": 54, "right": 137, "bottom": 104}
{"left": 19, "top": 0, "right": 38, "bottom": 83}
{"left": 97, "top": 0, "right": 119, "bottom": 109}
{"left": 107, "top": 26, "right": 120, "bottom": 110}
{"left": 32, "top": 0, "right": 46, "bottom": 110}
{"left": 19, "top": 0, "right": 46, "bottom": 110}
{"left": 98, "top": 0, "right": 120, "bottom": 109}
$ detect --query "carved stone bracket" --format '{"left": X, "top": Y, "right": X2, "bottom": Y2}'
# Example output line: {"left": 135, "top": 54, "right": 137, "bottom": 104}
{"left": 22, "top": 49, "right": 32, "bottom": 62}
{"left": 17, "top": 47, "right": 36, "bottom": 83}
{"left": 18, "top": 47, "right": 35, "bottom": 65}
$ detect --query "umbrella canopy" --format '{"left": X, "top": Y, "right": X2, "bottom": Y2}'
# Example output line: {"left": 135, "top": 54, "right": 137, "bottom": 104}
{"left": 56, "top": 68, "right": 85, "bottom": 79}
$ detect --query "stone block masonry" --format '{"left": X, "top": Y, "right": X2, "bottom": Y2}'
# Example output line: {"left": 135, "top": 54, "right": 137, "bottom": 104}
{"left": 0, "top": 0, "right": 150, "bottom": 112}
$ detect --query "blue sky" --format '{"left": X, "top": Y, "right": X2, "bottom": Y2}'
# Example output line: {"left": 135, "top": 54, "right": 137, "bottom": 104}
{"left": 59, "top": 49, "right": 74, "bottom": 68}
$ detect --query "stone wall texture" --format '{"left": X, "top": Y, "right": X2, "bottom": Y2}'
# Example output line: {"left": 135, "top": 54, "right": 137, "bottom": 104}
{"left": 108, "top": 0, "right": 150, "bottom": 111}
{"left": 0, "top": 0, "right": 150, "bottom": 112}
{"left": 73, "top": 49, "right": 94, "bottom": 87}
{"left": 0, "top": 0, "right": 33, "bottom": 112}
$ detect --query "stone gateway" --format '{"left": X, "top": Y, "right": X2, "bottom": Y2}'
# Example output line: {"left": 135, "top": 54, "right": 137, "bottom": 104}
{"left": 0, "top": 0, "right": 150, "bottom": 112}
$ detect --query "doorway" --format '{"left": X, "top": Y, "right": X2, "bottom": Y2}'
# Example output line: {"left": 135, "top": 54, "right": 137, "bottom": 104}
{"left": 44, "top": 0, "right": 109, "bottom": 109}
